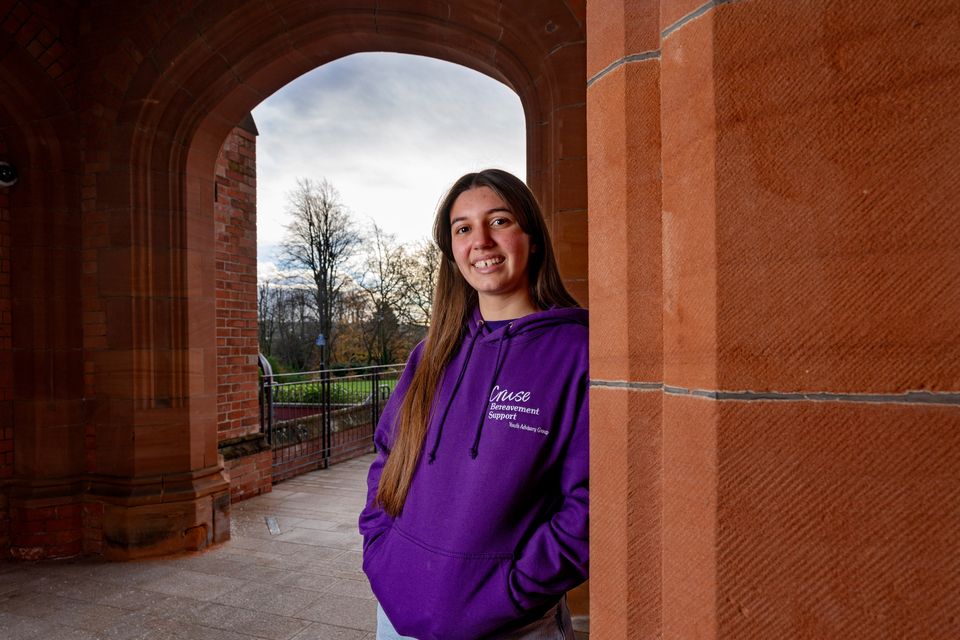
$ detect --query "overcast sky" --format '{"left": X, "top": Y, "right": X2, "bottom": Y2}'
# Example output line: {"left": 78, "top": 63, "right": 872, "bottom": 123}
{"left": 252, "top": 52, "right": 526, "bottom": 280}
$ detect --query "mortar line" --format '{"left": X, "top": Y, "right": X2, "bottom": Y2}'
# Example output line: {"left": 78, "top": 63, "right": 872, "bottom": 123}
{"left": 590, "top": 380, "right": 960, "bottom": 406}
{"left": 661, "top": 0, "right": 742, "bottom": 41}
{"left": 586, "top": 50, "right": 659, "bottom": 88}
{"left": 587, "top": 0, "right": 747, "bottom": 88}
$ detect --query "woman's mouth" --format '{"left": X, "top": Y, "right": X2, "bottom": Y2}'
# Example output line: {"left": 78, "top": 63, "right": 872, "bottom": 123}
{"left": 472, "top": 257, "right": 505, "bottom": 269}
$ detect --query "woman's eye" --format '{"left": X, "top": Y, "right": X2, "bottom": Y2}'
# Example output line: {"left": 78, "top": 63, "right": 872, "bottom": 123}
{"left": 454, "top": 226, "right": 469, "bottom": 235}
{"left": 492, "top": 218, "right": 509, "bottom": 227}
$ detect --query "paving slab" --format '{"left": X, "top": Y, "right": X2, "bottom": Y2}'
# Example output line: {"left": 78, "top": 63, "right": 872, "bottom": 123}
{"left": 0, "top": 455, "right": 588, "bottom": 639}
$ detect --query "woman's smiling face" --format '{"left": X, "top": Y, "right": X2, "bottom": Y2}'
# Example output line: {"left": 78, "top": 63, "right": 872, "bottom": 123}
{"left": 449, "top": 186, "right": 535, "bottom": 313}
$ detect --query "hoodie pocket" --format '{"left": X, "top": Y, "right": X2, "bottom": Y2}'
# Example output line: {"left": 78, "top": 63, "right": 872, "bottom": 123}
{"left": 361, "top": 525, "right": 390, "bottom": 566}
{"left": 365, "top": 524, "right": 522, "bottom": 640}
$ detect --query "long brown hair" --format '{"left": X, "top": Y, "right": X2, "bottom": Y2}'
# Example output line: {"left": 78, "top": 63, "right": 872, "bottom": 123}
{"left": 375, "top": 169, "right": 579, "bottom": 516}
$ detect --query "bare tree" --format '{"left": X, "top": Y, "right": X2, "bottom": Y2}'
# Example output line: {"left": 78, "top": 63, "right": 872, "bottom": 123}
{"left": 258, "top": 279, "right": 278, "bottom": 354}
{"left": 399, "top": 239, "right": 440, "bottom": 328}
{"left": 356, "top": 222, "right": 410, "bottom": 365}
{"left": 271, "top": 285, "right": 318, "bottom": 372}
{"left": 279, "top": 178, "right": 359, "bottom": 364}
{"left": 331, "top": 286, "right": 375, "bottom": 365}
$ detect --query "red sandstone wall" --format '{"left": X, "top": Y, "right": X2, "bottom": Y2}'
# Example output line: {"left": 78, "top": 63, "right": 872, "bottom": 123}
{"left": 1, "top": 2, "right": 87, "bottom": 557}
{"left": 704, "top": 4, "right": 958, "bottom": 637}
{"left": 587, "top": 1, "right": 664, "bottom": 637}
{"left": 0, "top": 135, "right": 10, "bottom": 553}
{"left": 2, "top": 0, "right": 586, "bottom": 560}
{"left": 588, "top": 1, "right": 960, "bottom": 638}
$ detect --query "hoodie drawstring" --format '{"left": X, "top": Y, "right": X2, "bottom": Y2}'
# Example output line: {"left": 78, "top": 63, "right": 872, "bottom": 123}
{"left": 469, "top": 323, "right": 511, "bottom": 459}
{"left": 426, "top": 327, "right": 481, "bottom": 464}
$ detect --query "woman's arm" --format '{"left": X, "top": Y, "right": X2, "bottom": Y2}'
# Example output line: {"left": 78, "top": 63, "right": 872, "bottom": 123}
{"left": 358, "top": 341, "right": 426, "bottom": 548}
{"left": 358, "top": 424, "right": 394, "bottom": 549}
{"left": 508, "top": 371, "right": 589, "bottom": 609}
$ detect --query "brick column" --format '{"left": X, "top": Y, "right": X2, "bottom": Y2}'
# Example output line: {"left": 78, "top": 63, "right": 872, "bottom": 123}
{"left": 214, "top": 116, "right": 271, "bottom": 502}
{"left": 588, "top": 1, "right": 960, "bottom": 638}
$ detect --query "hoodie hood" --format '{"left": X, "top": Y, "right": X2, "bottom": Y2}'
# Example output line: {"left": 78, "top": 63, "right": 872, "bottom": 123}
{"left": 426, "top": 306, "right": 589, "bottom": 463}
{"left": 467, "top": 304, "right": 589, "bottom": 340}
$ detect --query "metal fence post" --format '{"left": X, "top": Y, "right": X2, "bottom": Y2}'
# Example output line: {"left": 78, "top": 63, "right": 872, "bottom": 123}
{"left": 266, "top": 381, "right": 274, "bottom": 446}
{"left": 262, "top": 361, "right": 401, "bottom": 482}
{"left": 258, "top": 353, "right": 275, "bottom": 446}
{"left": 321, "top": 366, "right": 331, "bottom": 469}
{"left": 371, "top": 367, "right": 380, "bottom": 453}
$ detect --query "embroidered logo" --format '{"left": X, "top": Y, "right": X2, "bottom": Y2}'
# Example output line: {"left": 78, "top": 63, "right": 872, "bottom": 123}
{"left": 486, "top": 385, "right": 549, "bottom": 435}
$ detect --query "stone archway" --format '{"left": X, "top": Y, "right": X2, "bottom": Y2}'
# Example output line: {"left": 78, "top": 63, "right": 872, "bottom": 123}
{"left": 86, "top": 0, "right": 587, "bottom": 558}
{"left": 2, "top": 1, "right": 960, "bottom": 638}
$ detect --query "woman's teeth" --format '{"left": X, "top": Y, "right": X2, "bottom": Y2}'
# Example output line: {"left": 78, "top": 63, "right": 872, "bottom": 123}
{"left": 473, "top": 257, "right": 504, "bottom": 268}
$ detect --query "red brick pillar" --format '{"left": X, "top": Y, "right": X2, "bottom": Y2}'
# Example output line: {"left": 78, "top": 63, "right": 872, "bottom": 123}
{"left": 589, "top": 1, "right": 960, "bottom": 638}
{"left": 214, "top": 116, "right": 271, "bottom": 502}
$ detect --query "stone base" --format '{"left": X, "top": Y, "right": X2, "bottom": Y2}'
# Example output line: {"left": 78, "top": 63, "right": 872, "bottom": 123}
{"left": 0, "top": 465, "right": 231, "bottom": 560}
{"left": 90, "top": 465, "right": 231, "bottom": 560}
{"left": 99, "top": 491, "right": 230, "bottom": 560}
{"left": 4, "top": 478, "right": 85, "bottom": 560}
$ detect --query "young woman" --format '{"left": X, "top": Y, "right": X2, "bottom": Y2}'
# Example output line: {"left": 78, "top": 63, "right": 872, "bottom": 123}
{"left": 359, "top": 169, "right": 588, "bottom": 639}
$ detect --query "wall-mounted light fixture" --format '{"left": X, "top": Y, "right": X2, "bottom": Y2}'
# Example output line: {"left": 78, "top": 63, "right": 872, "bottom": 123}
{"left": 0, "top": 161, "right": 18, "bottom": 187}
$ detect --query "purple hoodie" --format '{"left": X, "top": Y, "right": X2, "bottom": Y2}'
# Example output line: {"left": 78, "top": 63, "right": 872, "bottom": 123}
{"left": 359, "top": 306, "right": 589, "bottom": 640}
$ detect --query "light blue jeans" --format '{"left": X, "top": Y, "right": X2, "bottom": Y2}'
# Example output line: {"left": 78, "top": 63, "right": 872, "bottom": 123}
{"left": 376, "top": 595, "right": 574, "bottom": 639}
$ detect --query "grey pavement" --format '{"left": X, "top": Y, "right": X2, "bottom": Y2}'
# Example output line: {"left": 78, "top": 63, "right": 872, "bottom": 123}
{"left": 0, "top": 455, "right": 588, "bottom": 639}
{"left": 0, "top": 456, "right": 376, "bottom": 640}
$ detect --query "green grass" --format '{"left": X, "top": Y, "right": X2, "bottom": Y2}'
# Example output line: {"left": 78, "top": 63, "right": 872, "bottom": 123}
{"left": 270, "top": 378, "right": 398, "bottom": 405}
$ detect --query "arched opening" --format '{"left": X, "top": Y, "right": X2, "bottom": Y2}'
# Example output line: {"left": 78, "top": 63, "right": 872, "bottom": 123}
{"left": 251, "top": 51, "right": 528, "bottom": 260}
{"left": 218, "top": 50, "right": 527, "bottom": 495}
{"left": 90, "top": 0, "right": 586, "bottom": 559}
{"left": 3, "top": 2, "right": 958, "bottom": 638}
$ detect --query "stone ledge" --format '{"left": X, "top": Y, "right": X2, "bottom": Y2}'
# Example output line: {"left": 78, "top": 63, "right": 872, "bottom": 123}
{"left": 218, "top": 432, "right": 270, "bottom": 461}
{"left": 87, "top": 466, "right": 230, "bottom": 506}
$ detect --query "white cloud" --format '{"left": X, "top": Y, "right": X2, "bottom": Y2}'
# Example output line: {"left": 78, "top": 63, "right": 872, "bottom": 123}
{"left": 252, "top": 52, "right": 526, "bottom": 265}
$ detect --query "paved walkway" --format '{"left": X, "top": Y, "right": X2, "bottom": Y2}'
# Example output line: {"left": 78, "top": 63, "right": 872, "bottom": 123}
{"left": 0, "top": 455, "right": 588, "bottom": 639}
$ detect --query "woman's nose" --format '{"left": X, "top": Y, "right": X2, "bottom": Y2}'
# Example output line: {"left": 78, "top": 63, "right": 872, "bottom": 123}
{"left": 472, "top": 226, "right": 493, "bottom": 247}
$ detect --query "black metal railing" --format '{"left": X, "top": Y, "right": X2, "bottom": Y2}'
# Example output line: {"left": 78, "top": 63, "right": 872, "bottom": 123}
{"left": 259, "top": 359, "right": 404, "bottom": 482}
